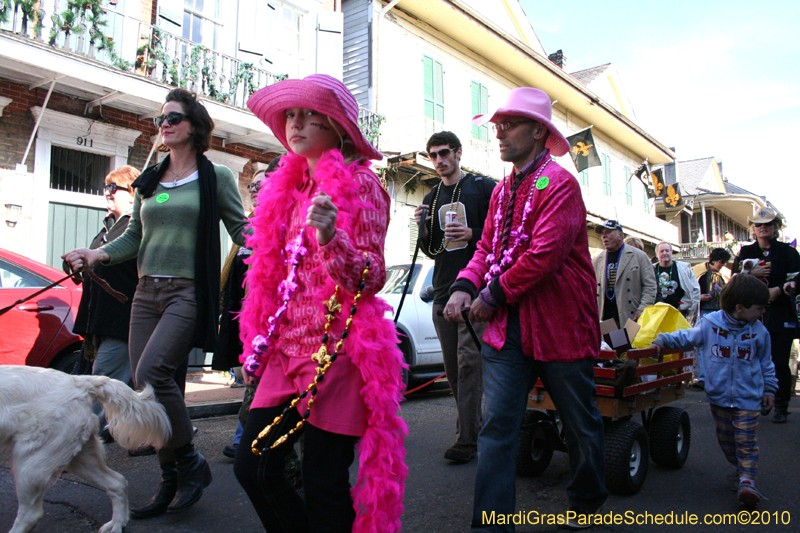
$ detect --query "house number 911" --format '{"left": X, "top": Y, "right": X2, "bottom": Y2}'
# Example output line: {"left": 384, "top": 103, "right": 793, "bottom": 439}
{"left": 77, "top": 137, "right": 93, "bottom": 147}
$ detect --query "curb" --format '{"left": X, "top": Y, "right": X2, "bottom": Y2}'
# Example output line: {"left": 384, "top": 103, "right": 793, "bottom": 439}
{"left": 188, "top": 400, "right": 242, "bottom": 420}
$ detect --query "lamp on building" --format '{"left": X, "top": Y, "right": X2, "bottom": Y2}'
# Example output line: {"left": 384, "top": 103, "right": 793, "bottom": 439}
{"left": 5, "top": 203, "right": 22, "bottom": 227}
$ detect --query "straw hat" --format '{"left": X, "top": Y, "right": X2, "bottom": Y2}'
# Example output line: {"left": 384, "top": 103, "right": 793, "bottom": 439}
{"left": 247, "top": 74, "right": 382, "bottom": 161}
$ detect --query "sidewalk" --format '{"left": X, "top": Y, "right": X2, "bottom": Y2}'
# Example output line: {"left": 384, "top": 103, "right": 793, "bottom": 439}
{"left": 185, "top": 370, "right": 246, "bottom": 419}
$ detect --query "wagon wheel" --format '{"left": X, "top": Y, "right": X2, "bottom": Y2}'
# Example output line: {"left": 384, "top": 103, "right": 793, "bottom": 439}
{"left": 517, "top": 411, "right": 554, "bottom": 477}
{"left": 605, "top": 420, "right": 649, "bottom": 495}
{"left": 648, "top": 407, "right": 691, "bottom": 469}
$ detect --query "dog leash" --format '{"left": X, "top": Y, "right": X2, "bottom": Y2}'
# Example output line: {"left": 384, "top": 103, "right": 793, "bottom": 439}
{"left": 0, "top": 260, "right": 127, "bottom": 317}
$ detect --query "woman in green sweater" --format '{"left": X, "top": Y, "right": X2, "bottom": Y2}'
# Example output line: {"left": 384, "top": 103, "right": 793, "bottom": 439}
{"left": 63, "top": 88, "right": 247, "bottom": 518}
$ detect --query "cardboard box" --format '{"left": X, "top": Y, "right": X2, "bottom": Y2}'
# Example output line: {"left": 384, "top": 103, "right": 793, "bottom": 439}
{"left": 600, "top": 318, "right": 641, "bottom": 353}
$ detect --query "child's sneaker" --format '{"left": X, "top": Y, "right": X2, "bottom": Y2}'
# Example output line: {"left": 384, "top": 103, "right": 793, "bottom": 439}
{"left": 738, "top": 480, "right": 767, "bottom": 507}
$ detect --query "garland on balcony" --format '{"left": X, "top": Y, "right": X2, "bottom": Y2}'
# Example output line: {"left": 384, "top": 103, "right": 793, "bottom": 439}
{"left": 358, "top": 112, "right": 386, "bottom": 148}
{"left": 49, "top": 0, "right": 131, "bottom": 70}
{"left": 0, "top": 0, "right": 45, "bottom": 38}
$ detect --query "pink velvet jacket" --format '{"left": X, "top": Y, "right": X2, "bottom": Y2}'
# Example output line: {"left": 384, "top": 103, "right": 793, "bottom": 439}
{"left": 456, "top": 158, "right": 600, "bottom": 362}
{"left": 239, "top": 152, "right": 407, "bottom": 533}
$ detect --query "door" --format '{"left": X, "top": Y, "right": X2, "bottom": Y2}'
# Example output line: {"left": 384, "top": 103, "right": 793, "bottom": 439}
{"left": 0, "top": 257, "right": 73, "bottom": 366}
{"left": 46, "top": 203, "right": 106, "bottom": 268}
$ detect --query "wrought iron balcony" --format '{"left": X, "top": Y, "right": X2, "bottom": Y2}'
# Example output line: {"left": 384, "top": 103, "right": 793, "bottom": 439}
{"left": 0, "top": 0, "right": 284, "bottom": 110}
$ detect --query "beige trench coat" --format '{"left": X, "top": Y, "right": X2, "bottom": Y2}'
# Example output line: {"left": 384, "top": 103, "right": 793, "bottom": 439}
{"left": 593, "top": 246, "right": 657, "bottom": 327}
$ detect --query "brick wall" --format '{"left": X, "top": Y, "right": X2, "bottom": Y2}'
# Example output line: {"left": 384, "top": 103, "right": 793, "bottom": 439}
{"left": 0, "top": 79, "right": 275, "bottom": 196}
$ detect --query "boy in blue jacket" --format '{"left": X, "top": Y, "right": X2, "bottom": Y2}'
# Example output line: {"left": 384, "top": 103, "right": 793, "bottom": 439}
{"left": 651, "top": 274, "right": 776, "bottom": 507}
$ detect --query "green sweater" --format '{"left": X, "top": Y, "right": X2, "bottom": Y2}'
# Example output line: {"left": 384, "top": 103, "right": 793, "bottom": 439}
{"left": 102, "top": 164, "right": 247, "bottom": 279}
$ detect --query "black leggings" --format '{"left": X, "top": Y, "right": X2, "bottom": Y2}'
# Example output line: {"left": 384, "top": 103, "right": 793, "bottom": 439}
{"left": 233, "top": 402, "right": 357, "bottom": 533}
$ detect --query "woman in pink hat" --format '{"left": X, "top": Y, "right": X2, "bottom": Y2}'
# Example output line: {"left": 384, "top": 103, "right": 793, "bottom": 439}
{"left": 233, "top": 74, "right": 407, "bottom": 533}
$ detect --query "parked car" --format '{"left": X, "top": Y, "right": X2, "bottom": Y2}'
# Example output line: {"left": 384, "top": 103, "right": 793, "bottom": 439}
{"left": 0, "top": 248, "right": 83, "bottom": 372}
{"left": 378, "top": 261, "right": 445, "bottom": 386}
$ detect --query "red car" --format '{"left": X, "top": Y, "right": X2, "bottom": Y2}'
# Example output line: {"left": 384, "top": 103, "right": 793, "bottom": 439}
{"left": 0, "top": 248, "right": 83, "bottom": 371}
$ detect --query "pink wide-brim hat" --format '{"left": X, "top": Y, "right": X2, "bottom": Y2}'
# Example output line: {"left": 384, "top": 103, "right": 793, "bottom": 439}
{"left": 473, "top": 87, "right": 569, "bottom": 157}
{"left": 247, "top": 74, "right": 382, "bottom": 161}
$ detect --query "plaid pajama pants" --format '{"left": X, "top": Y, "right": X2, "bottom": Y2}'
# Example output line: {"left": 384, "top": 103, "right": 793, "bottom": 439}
{"left": 709, "top": 404, "right": 760, "bottom": 481}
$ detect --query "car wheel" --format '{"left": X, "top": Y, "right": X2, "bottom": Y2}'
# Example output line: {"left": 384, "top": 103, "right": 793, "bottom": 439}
{"left": 399, "top": 335, "right": 413, "bottom": 391}
{"left": 605, "top": 420, "right": 649, "bottom": 495}
{"left": 49, "top": 349, "right": 84, "bottom": 375}
{"left": 649, "top": 407, "right": 691, "bottom": 469}
{"left": 517, "top": 411, "right": 554, "bottom": 477}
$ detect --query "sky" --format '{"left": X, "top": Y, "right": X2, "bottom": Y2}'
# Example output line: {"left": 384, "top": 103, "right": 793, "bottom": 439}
{"left": 519, "top": 0, "right": 800, "bottom": 236}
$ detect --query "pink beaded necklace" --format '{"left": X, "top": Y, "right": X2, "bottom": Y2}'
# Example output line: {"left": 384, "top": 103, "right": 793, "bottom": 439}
{"left": 484, "top": 160, "right": 551, "bottom": 284}
{"left": 244, "top": 229, "right": 307, "bottom": 375}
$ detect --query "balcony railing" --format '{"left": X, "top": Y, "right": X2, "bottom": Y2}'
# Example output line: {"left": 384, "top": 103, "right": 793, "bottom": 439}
{"left": 358, "top": 107, "right": 385, "bottom": 149}
{"left": 0, "top": 0, "right": 284, "bottom": 110}
{"left": 678, "top": 241, "right": 743, "bottom": 260}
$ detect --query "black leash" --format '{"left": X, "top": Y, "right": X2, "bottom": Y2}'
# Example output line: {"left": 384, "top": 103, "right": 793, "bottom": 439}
{"left": 436, "top": 308, "right": 481, "bottom": 351}
{"left": 0, "top": 261, "right": 82, "bottom": 317}
{"left": 394, "top": 207, "right": 427, "bottom": 324}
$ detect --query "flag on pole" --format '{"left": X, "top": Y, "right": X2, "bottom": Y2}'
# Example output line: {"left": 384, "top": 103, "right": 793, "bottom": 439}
{"left": 682, "top": 195, "right": 695, "bottom": 217}
{"left": 633, "top": 160, "right": 658, "bottom": 197}
{"left": 566, "top": 127, "right": 601, "bottom": 173}
{"left": 663, "top": 182, "right": 683, "bottom": 208}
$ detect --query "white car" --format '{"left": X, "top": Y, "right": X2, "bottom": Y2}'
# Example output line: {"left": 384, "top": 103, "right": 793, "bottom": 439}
{"left": 378, "top": 261, "right": 445, "bottom": 386}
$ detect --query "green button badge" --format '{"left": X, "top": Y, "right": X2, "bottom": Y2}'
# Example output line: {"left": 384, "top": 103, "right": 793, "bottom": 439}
{"left": 156, "top": 193, "right": 170, "bottom": 204}
{"left": 536, "top": 176, "right": 549, "bottom": 190}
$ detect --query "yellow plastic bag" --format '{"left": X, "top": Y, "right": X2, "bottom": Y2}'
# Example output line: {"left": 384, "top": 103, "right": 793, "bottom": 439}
{"left": 632, "top": 303, "right": 692, "bottom": 372}
{"left": 632, "top": 303, "right": 692, "bottom": 348}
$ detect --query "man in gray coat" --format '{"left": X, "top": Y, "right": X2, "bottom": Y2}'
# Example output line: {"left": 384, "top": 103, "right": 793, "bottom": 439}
{"left": 592, "top": 220, "right": 657, "bottom": 327}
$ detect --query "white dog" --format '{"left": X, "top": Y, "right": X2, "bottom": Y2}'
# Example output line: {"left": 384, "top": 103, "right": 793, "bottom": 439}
{"left": 0, "top": 365, "right": 172, "bottom": 533}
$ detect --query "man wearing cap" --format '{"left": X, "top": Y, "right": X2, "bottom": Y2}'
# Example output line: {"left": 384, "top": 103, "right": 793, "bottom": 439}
{"left": 653, "top": 241, "right": 701, "bottom": 322}
{"left": 414, "top": 131, "right": 496, "bottom": 464}
{"left": 592, "top": 220, "right": 657, "bottom": 327}
{"left": 444, "top": 87, "right": 607, "bottom": 531}
{"left": 733, "top": 206, "right": 800, "bottom": 423}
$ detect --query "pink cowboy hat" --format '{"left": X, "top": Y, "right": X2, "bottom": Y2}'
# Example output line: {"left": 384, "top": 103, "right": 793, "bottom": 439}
{"left": 247, "top": 74, "right": 382, "bottom": 161}
{"left": 473, "top": 87, "right": 569, "bottom": 157}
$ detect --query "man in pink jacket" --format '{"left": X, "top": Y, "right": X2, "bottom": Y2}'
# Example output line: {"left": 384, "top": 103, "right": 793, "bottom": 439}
{"left": 445, "top": 87, "right": 606, "bottom": 532}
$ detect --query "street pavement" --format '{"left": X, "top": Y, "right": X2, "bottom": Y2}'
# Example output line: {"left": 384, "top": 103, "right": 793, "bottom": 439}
{"left": 2, "top": 386, "right": 800, "bottom": 532}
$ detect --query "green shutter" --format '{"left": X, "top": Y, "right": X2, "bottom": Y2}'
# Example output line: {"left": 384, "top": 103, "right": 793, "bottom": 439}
{"left": 424, "top": 56, "right": 444, "bottom": 123}
{"left": 480, "top": 84, "right": 489, "bottom": 141}
{"left": 624, "top": 166, "right": 632, "bottom": 205}
{"left": 602, "top": 154, "right": 611, "bottom": 196}
{"left": 433, "top": 60, "right": 444, "bottom": 123}
{"left": 471, "top": 81, "right": 480, "bottom": 139}
{"left": 423, "top": 56, "right": 433, "bottom": 120}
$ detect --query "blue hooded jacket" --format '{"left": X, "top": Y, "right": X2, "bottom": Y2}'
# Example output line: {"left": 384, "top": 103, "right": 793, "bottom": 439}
{"left": 653, "top": 310, "right": 777, "bottom": 411}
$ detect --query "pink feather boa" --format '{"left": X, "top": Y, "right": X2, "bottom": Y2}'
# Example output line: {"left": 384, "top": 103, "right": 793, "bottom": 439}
{"left": 239, "top": 151, "right": 408, "bottom": 532}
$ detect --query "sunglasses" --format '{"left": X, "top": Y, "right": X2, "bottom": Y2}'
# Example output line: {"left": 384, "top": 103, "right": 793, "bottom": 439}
{"left": 153, "top": 112, "right": 188, "bottom": 128}
{"left": 103, "top": 183, "right": 131, "bottom": 195}
{"left": 754, "top": 222, "right": 774, "bottom": 228}
{"left": 427, "top": 148, "right": 453, "bottom": 160}
{"left": 491, "top": 120, "right": 533, "bottom": 133}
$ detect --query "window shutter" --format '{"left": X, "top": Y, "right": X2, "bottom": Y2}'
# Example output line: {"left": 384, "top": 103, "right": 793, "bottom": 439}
{"left": 423, "top": 56, "right": 433, "bottom": 120}
{"left": 471, "top": 81, "right": 480, "bottom": 139}
{"left": 433, "top": 60, "right": 444, "bottom": 123}
{"left": 480, "top": 84, "right": 489, "bottom": 141}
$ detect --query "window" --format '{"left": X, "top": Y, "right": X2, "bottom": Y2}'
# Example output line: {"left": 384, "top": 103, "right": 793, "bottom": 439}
{"left": 423, "top": 56, "right": 444, "bottom": 124}
{"left": 238, "top": 0, "right": 273, "bottom": 57}
{"left": 624, "top": 166, "right": 632, "bottom": 205}
{"left": 0, "top": 259, "right": 49, "bottom": 289}
{"left": 602, "top": 153, "right": 611, "bottom": 196}
{"left": 50, "top": 146, "right": 111, "bottom": 196}
{"left": 183, "top": 0, "right": 221, "bottom": 49}
{"left": 277, "top": 3, "right": 303, "bottom": 72}
{"left": 579, "top": 169, "right": 588, "bottom": 186}
{"left": 642, "top": 183, "right": 649, "bottom": 212}
{"left": 471, "top": 81, "right": 488, "bottom": 142}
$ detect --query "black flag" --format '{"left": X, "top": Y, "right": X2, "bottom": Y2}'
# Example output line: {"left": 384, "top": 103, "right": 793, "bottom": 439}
{"left": 566, "top": 127, "right": 601, "bottom": 173}
{"left": 663, "top": 182, "right": 683, "bottom": 208}
{"left": 650, "top": 167, "right": 666, "bottom": 199}
{"left": 633, "top": 160, "right": 657, "bottom": 198}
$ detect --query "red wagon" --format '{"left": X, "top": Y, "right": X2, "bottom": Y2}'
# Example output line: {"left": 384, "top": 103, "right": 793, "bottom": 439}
{"left": 517, "top": 347, "right": 693, "bottom": 494}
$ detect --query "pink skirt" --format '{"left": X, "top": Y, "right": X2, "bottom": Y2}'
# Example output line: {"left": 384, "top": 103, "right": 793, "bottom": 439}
{"left": 250, "top": 349, "right": 368, "bottom": 437}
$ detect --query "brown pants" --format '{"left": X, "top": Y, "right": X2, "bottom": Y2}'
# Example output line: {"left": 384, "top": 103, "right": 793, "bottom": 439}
{"left": 432, "top": 303, "right": 485, "bottom": 450}
{"left": 129, "top": 276, "right": 197, "bottom": 462}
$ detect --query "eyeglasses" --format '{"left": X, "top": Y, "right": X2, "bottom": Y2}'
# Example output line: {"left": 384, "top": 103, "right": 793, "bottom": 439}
{"left": 247, "top": 180, "right": 263, "bottom": 193}
{"left": 427, "top": 148, "right": 453, "bottom": 160}
{"left": 491, "top": 120, "right": 533, "bottom": 134}
{"left": 153, "top": 112, "right": 188, "bottom": 128}
{"left": 103, "top": 183, "right": 131, "bottom": 196}
{"left": 754, "top": 222, "right": 774, "bottom": 228}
